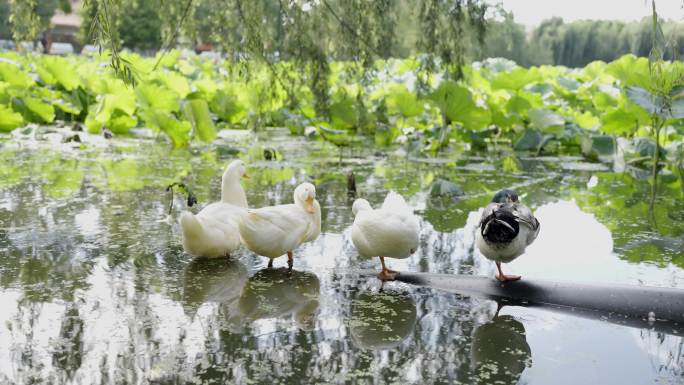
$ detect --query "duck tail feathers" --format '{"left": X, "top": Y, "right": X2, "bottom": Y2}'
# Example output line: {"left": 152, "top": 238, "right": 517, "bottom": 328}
{"left": 180, "top": 211, "right": 203, "bottom": 237}
{"left": 381, "top": 191, "right": 410, "bottom": 212}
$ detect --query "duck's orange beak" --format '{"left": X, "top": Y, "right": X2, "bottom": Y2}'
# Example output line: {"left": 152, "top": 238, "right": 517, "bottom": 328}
{"left": 305, "top": 197, "right": 315, "bottom": 213}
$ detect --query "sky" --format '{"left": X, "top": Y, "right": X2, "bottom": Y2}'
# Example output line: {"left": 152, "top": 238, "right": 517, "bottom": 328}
{"left": 497, "top": 0, "right": 684, "bottom": 26}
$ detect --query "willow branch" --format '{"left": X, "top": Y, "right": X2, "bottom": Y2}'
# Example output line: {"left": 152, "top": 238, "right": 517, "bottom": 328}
{"left": 153, "top": 0, "right": 194, "bottom": 70}
{"left": 320, "top": 0, "right": 382, "bottom": 58}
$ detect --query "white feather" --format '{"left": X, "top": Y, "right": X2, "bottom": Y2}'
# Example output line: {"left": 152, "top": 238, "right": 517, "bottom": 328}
{"left": 181, "top": 203, "right": 246, "bottom": 258}
{"left": 351, "top": 192, "right": 420, "bottom": 259}
{"left": 180, "top": 160, "right": 248, "bottom": 258}
{"left": 239, "top": 183, "right": 321, "bottom": 259}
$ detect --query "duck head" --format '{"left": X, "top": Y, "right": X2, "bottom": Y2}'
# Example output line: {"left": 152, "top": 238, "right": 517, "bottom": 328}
{"left": 221, "top": 160, "right": 249, "bottom": 206}
{"left": 294, "top": 182, "right": 317, "bottom": 213}
{"left": 351, "top": 198, "right": 372, "bottom": 216}
{"left": 492, "top": 189, "right": 519, "bottom": 204}
{"left": 223, "top": 159, "right": 248, "bottom": 180}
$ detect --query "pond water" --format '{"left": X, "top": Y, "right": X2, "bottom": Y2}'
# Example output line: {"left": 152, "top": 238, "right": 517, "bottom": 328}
{"left": 0, "top": 127, "right": 683, "bottom": 385}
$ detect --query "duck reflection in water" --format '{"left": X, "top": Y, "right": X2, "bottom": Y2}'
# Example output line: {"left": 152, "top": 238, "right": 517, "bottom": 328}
{"left": 239, "top": 267, "right": 320, "bottom": 330}
{"left": 182, "top": 257, "right": 249, "bottom": 328}
{"left": 470, "top": 305, "right": 532, "bottom": 385}
{"left": 349, "top": 288, "right": 417, "bottom": 350}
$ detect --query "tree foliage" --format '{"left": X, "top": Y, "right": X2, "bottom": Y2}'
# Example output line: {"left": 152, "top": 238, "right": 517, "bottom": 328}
{"left": 482, "top": 9, "right": 684, "bottom": 68}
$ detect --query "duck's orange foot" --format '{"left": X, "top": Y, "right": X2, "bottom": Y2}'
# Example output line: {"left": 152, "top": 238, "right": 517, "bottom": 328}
{"left": 495, "top": 273, "right": 521, "bottom": 282}
{"left": 377, "top": 269, "right": 399, "bottom": 281}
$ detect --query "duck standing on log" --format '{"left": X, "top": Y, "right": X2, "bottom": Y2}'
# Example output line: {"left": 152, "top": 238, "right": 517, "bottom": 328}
{"left": 351, "top": 191, "right": 420, "bottom": 281}
{"left": 475, "top": 189, "right": 540, "bottom": 282}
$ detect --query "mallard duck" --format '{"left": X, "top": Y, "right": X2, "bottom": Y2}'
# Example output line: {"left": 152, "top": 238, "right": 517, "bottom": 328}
{"left": 180, "top": 160, "right": 248, "bottom": 258}
{"left": 239, "top": 182, "right": 321, "bottom": 268}
{"left": 351, "top": 191, "right": 420, "bottom": 281}
{"left": 475, "top": 189, "right": 540, "bottom": 282}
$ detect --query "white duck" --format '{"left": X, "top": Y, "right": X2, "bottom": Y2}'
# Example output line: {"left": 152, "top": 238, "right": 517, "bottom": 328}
{"left": 475, "top": 189, "right": 540, "bottom": 282}
{"left": 180, "top": 160, "right": 248, "bottom": 258}
{"left": 351, "top": 191, "right": 420, "bottom": 281}
{"left": 239, "top": 182, "right": 321, "bottom": 268}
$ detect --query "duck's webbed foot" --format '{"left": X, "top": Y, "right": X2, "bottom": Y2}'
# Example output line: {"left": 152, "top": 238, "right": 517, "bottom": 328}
{"left": 267, "top": 259, "right": 274, "bottom": 268}
{"left": 377, "top": 256, "right": 399, "bottom": 281}
{"left": 495, "top": 273, "right": 521, "bottom": 282}
{"left": 377, "top": 269, "right": 399, "bottom": 281}
{"left": 495, "top": 261, "right": 521, "bottom": 282}
{"left": 287, "top": 251, "right": 294, "bottom": 270}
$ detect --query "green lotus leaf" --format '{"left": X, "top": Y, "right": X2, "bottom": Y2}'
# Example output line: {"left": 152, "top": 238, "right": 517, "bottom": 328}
{"left": 153, "top": 49, "right": 181, "bottom": 68}
{"left": 593, "top": 91, "right": 617, "bottom": 110}
{"left": 626, "top": 86, "right": 658, "bottom": 115}
{"left": 85, "top": 92, "right": 136, "bottom": 133}
{"left": 528, "top": 108, "right": 564, "bottom": 135}
{"left": 24, "top": 97, "right": 55, "bottom": 123}
{"left": 581, "top": 135, "right": 616, "bottom": 160}
{"left": 429, "top": 81, "right": 491, "bottom": 130}
{"left": 574, "top": 110, "right": 600, "bottom": 130}
{"left": 329, "top": 93, "right": 358, "bottom": 130}
{"left": 108, "top": 110, "right": 138, "bottom": 134}
{"left": 491, "top": 67, "right": 541, "bottom": 91}
{"left": 192, "top": 79, "right": 218, "bottom": 101}
{"left": 0, "top": 62, "right": 33, "bottom": 88}
{"left": 0, "top": 105, "right": 23, "bottom": 132}
{"left": 514, "top": 128, "right": 543, "bottom": 151}
{"left": 156, "top": 70, "right": 190, "bottom": 98}
{"left": 211, "top": 88, "right": 247, "bottom": 124}
{"left": 386, "top": 84, "right": 423, "bottom": 118}
{"left": 184, "top": 99, "right": 216, "bottom": 142}
{"left": 601, "top": 101, "right": 649, "bottom": 135}
{"left": 139, "top": 109, "right": 191, "bottom": 147}
{"left": 36, "top": 56, "right": 81, "bottom": 91}
{"left": 136, "top": 82, "right": 179, "bottom": 112}
{"left": 605, "top": 54, "right": 650, "bottom": 89}
{"left": 505, "top": 94, "right": 531, "bottom": 116}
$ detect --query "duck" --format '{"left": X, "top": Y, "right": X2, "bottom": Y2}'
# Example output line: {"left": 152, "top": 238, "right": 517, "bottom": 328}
{"left": 239, "top": 182, "right": 321, "bottom": 268}
{"left": 180, "top": 160, "right": 248, "bottom": 258}
{"left": 351, "top": 191, "right": 420, "bottom": 281}
{"left": 475, "top": 189, "right": 540, "bottom": 282}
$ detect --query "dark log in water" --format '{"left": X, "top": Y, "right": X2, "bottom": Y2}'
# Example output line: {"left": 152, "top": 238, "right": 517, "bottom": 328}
{"left": 359, "top": 271, "right": 684, "bottom": 336}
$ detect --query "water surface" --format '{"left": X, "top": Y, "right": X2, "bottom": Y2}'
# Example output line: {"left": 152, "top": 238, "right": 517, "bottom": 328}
{"left": 0, "top": 127, "right": 683, "bottom": 384}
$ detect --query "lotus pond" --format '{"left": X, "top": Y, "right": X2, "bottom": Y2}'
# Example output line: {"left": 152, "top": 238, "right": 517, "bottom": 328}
{"left": 0, "top": 126, "right": 683, "bottom": 385}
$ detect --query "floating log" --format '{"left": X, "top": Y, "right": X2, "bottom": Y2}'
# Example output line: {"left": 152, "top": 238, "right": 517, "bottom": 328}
{"left": 359, "top": 271, "right": 684, "bottom": 336}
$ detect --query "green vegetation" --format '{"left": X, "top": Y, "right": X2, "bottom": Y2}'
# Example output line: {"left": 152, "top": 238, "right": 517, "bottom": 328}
{"left": 483, "top": 12, "right": 684, "bottom": 68}
{"left": 0, "top": 51, "right": 682, "bottom": 175}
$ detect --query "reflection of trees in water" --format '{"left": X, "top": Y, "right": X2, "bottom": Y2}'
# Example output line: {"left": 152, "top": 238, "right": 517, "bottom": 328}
{"left": 238, "top": 267, "right": 320, "bottom": 330}
{"left": 470, "top": 313, "right": 531, "bottom": 385}
{"left": 52, "top": 304, "right": 84, "bottom": 383}
{"left": 184, "top": 281, "right": 488, "bottom": 384}
{"left": 569, "top": 172, "right": 684, "bottom": 268}
{"left": 182, "top": 257, "right": 248, "bottom": 324}
{"left": 349, "top": 289, "right": 417, "bottom": 350}
{"left": 639, "top": 329, "right": 684, "bottom": 379}
{"left": 2, "top": 142, "right": 684, "bottom": 384}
